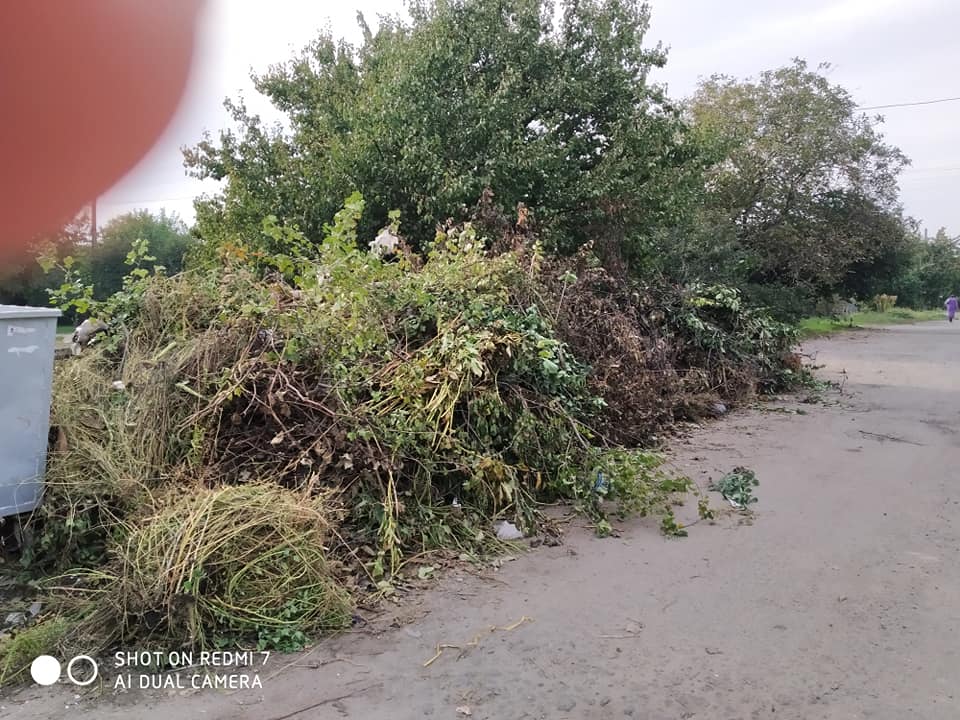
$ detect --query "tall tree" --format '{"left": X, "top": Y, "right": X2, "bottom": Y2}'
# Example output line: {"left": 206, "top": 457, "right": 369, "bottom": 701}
{"left": 890, "top": 228, "right": 960, "bottom": 308}
{"left": 687, "top": 59, "right": 909, "bottom": 295}
{"left": 81, "top": 209, "right": 192, "bottom": 299}
{"left": 0, "top": 210, "right": 90, "bottom": 317}
{"left": 185, "top": 0, "right": 704, "bottom": 259}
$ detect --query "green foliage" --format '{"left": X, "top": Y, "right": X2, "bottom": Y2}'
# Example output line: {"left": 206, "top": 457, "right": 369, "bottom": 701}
{"left": 676, "top": 283, "right": 800, "bottom": 391}
{"left": 697, "top": 496, "right": 715, "bottom": 521}
{"left": 37, "top": 233, "right": 166, "bottom": 352}
{"left": 0, "top": 618, "right": 71, "bottom": 684}
{"left": 709, "top": 467, "right": 759, "bottom": 509}
{"left": 237, "top": 197, "right": 608, "bottom": 567}
{"left": 36, "top": 249, "right": 95, "bottom": 316}
{"left": 254, "top": 624, "right": 309, "bottom": 654}
{"left": 1, "top": 210, "right": 191, "bottom": 329}
{"left": 684, "top": 59, "right": 909, "bottom": 298}
{"left": 659, "top": 513, "right": 687, "bottom": 537}
{"left": 561, "top": 448, "right": 695, "bottom": 536}
{"left": 185, "top": 0, "right": 703, "bottom": 256}
{"left": 1, "top": 212, "right": 90, "bottom": 322}
{"left": 888, "top": 228, "right": 960, "bottom": 309}
{"left": 741, "top": 283, "right": 816, "bottom": 323}
{"left": 81, "top": 210, "right": 192, "bottom": 300}
{"left": 19, "top": 485, "right": 120, "bottom": 570}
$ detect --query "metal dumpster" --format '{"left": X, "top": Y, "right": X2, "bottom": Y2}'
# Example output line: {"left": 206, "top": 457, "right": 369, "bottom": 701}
{"left": 0, "top": 305, "right": 61, "bottom": 518}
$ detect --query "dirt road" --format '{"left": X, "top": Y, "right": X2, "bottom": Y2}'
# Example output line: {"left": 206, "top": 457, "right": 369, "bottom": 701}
{"left": 6, "top": 323, "right": 960, "bottom": 719}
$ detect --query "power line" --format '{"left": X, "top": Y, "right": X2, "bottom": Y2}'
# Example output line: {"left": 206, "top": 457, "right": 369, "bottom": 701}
{"left": 901, "top": 165, "right": 960, "bottom": 175}
{"left": 858, "top": 96, "right": 960, "bottom": 111}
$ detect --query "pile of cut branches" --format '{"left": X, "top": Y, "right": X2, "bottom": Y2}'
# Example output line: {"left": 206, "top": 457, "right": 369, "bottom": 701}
{"left": 2, "top": 194, "right": 809, "bottom": 680}
{"left": 6, "top": 195, "right": 707, "bottom": 670}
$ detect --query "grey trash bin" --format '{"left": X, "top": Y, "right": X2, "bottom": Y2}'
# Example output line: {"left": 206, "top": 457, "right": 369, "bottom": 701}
{"left": 0, "top": 305, "right": 61, "bottom": 518}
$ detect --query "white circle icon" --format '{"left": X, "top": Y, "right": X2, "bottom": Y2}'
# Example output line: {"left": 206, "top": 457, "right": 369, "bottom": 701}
{"left": 30, "top": 655, "right": 61, "bottom": 686}
{"left": 66, "top": 655, "right": 99, "bottom": 687}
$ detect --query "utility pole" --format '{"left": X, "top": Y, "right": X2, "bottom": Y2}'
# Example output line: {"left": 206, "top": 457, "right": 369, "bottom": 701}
{"left": 90, "top": 198, "right": 97, "bottom": 247}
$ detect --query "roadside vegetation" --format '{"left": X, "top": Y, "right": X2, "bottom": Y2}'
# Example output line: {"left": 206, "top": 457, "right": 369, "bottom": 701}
{"left": 2, "top": 0, "right": 959, "bottom": 682}
{"left": 799, "top": 308, "right": 943, "bottom": 338}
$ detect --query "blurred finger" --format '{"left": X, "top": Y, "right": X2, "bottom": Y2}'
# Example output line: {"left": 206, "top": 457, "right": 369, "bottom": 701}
{"left": 0, "top": 1, "right": 204, "bottom": 262}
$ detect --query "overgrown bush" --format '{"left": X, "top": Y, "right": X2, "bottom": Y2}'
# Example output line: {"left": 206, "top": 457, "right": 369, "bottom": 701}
{"left": 674, "top": 283, "right": 800, "bottom": 395}
{"left": 22, "top": 195, "right": 718, "bottom": 657}
{"left": 533, "top": 245, "right": 683, "bottom": 444}
{"left": 527, "top": 239, "right": 801, "bottom": 444}
{"left": 186, "top": 0, "right": 704, "bottom": 257}
{"left": 742, "top": 283, "right": 816, "bottom": 323}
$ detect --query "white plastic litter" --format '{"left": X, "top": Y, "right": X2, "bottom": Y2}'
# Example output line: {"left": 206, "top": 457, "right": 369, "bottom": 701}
{"left": 369, "top": 228, "right": 400, "bottom": 257}
{"left": 494, "top": 521, "right": 524, "bottom": 541}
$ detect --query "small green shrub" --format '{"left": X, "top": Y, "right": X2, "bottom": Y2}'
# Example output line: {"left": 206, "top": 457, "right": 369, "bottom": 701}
{"left": 709, "top": 467, "right": 759, "bottom": 509}
{"left": 0, "top": 618, "right": 71, "bottom": 685}
{"left": 564, "top": 449, "right": 695, "bottom": 535}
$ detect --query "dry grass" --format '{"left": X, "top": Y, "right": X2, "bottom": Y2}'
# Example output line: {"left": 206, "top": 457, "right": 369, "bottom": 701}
{"left": 50, "top": 484, "right": 351, "bottom": 653}
{"left": 19, "top": 228, "right": 796, "bottom": 659}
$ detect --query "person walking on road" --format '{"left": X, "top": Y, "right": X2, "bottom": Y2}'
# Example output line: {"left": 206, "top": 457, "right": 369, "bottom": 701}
{"left": 945, "top": 294, "right": 958, "bottom": 323}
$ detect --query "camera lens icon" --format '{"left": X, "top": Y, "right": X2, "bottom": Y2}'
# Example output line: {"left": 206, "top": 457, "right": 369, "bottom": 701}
{"left": 30, "top": 655, "right": 99, "bottom": 686}
{"left": 67, "top": 656, "right": 99, "bottom": 686}
{"left": 30, "top": 655, "right": 60, "bottom": 686}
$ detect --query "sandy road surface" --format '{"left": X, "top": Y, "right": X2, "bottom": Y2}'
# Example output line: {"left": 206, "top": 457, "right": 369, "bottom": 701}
{"left": 6, "top": 323, "right": 960, "bottom": 719}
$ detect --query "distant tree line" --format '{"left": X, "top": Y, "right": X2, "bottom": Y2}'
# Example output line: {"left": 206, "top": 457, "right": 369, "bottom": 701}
{"left": 0, "top": 209, "right": 193, "bottom": 323}
{"left": 4, "top": 0, "right": 959, "bottom": 321}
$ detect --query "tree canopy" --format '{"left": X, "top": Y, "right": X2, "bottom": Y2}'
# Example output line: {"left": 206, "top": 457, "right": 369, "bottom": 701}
{"left": 891, "top": 229, "right": 960, "bottom": 308}
{"left": 686, "top": 59, "right": 910, "bottom": 296}
{"left": 185, "top": 0, "right": 704, "bottom": 257}
{"left": 81, "top": 209, "right": 192, "bottom": 299}
{"left": 11, "top": 2, "right": 951, "bottom": 320}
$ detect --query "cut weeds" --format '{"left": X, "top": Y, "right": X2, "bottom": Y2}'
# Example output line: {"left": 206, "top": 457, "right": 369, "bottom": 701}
{"left": 68, "top": 484, "right": 351, "bottom": 652}
{"left": 709, "top": 467, "right": 760, "bottom": 510}
{"left": 4, "top": 195, "right": 804, "bottom": 668}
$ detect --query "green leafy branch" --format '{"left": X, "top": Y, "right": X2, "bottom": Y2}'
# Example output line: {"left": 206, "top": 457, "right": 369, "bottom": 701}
{"left": 709, "top": 467, "right": 759, "bottom": 509}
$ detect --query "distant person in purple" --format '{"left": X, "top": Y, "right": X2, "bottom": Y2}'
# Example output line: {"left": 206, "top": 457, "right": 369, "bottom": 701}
{"left": 946, "top": 294, "right": 958, "bottom": 323}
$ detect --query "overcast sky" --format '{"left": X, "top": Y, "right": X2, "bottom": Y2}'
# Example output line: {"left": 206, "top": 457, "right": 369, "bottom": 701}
{"left": 99, "top": 0, "right": 960, "bottom": 235}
